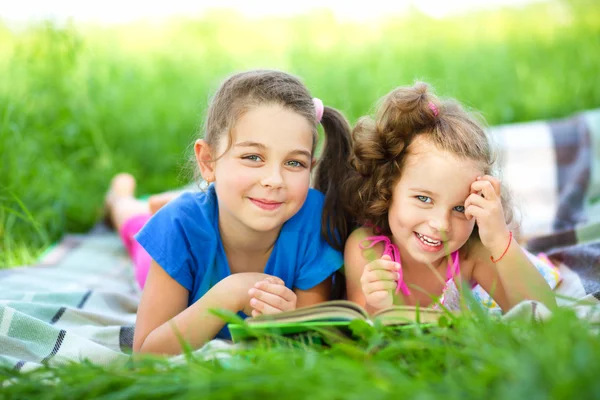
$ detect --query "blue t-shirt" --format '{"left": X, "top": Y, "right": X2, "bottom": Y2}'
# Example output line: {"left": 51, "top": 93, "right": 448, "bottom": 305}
{"left": 135, "top": 185, "right": 343, "bottom": 340}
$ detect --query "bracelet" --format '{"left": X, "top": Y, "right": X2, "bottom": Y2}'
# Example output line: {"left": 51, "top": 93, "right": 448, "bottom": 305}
{"left": 490, "top": 231, "right": 513, "bottom": 263}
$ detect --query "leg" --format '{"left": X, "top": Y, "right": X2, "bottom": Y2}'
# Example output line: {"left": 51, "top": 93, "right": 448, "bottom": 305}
{"left": 106, "top": 173, "right": 153, "bottom": 289}
{"left": 105, "top": 173, "right": 150, "bottom": 233}
{"left": 148, "top": 191, "right": 184, "bottom": 215}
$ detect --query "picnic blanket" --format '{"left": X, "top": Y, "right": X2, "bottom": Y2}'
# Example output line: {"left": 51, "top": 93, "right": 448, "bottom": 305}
{"left": 0, "top": 230, "right": 235, "bottom": 371}
{"left": 0, "top": 232, "right": 138, "bottom": 371}
{"left": 2, "top": 108, "right": 600, "bottom": 371}
{"left": 488, "top": 108, "right": 600, "bottom": 304}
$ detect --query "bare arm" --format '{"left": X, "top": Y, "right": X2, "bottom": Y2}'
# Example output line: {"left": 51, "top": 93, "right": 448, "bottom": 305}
{"left": 344, "top": 228, "right": 397, "bottom": 315}
{"left": 344, "top": 229, "right": 370, "bottom": 309}
{"left": 133, "top": 260, "right": 272, "bottom": 355}
{"left": 294, "top": 277, "right": 332, "bottom": 308}
{"left": 465, "top": 175, "right": 556, "bottom": 312}
{"left": 471, "top": 239, "right": 556, "bottom": 312}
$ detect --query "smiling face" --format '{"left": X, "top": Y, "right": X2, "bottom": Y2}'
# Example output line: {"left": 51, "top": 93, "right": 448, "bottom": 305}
{"left": 388, "top": 136, "right": 484, "bottom": 267}
{"left": 206, "top": 104, "right": 314, "bottom": 236}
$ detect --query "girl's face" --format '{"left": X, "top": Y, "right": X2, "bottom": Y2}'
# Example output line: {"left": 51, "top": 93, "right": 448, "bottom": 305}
{"left": 209, "top": 104, "right": 314, "bottom": 236}
{"left": 388, "top": 136, "right": 484, "bottom": 267}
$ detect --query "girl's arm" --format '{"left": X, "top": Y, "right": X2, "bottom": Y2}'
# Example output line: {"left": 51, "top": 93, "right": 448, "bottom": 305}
{"left": 133, "top": 260, "right": 271, "bottom": 355}
{"left": 344, "top": 228, "right": 370, "bottom": 309}
{"left": 465, "top": 175, "right": 556, "bottom": 312}
{"left": 471, "top": 238, "right": 556, "bottom": 312}
{"left": 294, "top": 278, "right": 332, "bottom": 308}
{"left": 343, "top": 228, "right": 398, "bottom": 314}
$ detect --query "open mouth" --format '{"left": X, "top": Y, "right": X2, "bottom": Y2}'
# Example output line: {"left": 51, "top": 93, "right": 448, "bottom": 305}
{"left": 414, "top": 232, "right": 445, "bottom": 252}
{"left": 415, "top": 232, "right": 442, "bottom": 246}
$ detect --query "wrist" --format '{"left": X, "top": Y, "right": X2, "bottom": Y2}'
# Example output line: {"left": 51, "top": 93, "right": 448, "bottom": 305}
{"left": 218, "top": 275, "right": 252, "bottom": 312}
{"left": 489, "top": 230, "right": 513, "bottom": 263}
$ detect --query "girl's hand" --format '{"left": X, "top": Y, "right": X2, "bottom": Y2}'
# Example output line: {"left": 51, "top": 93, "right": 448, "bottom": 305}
{"left": 464, "top": 175, "right": 511, "bottom": 258}
{"left": 247, "top": 276, "right": 297, "bottom": 317}
{"left": 360, "top": 255, "right": 400, "bottom": 311}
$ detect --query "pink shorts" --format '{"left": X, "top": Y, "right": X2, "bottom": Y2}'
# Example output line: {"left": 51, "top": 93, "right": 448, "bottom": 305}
{"left": 119, "top": 214, "right": 152, "bottom": 289}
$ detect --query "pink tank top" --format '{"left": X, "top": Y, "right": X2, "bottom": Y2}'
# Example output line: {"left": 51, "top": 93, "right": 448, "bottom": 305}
{"left": 359, "top": 234, "right": 461, "bottom": 307}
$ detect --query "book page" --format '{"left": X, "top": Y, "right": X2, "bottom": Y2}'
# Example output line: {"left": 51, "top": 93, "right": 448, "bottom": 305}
{"left": 246, "top": 300, "right": 369, "bottom": 325}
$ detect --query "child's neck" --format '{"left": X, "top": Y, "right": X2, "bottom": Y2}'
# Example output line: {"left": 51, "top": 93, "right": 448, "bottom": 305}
{"left": 218, "top": 219, "right": 280, "bottom": 274}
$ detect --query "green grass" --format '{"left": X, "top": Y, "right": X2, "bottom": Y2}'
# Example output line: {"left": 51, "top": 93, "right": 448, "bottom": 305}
{"left": 1, "top": 0, "right": 599, "bottom": 267}
{"left": 1, "top": 2, "right": 599, "bottom": 394}
{"left": 1, "top": 308, "right": 599, "bottom": 398}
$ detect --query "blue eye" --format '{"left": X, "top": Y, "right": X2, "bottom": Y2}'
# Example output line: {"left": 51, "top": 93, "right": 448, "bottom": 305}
{"left": 286, "top": 160, "right": 306, "bottom": 168}
{"left": 416, "top": 195, "right": 432, "bottom": 203}
{"left": 454, "top": 205, "right": 465, "bottom": 213}
{"left": 242, "top": 155, "right": 261, "bottom": 162}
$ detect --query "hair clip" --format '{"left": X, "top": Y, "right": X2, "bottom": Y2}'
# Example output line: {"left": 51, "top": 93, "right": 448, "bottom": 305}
{"left": 428, "top": 102, "right": 439, "bottom": 117}
{"left": 313, "top": 98, "right": 324, "bottom": 122}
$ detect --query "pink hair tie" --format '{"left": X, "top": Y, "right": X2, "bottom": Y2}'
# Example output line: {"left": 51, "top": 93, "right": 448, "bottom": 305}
{"left": 428, "top": 101, "right": 439, "bottom": 117}
{"left": 313, "top": 98, "right": 324, "bottom": 122}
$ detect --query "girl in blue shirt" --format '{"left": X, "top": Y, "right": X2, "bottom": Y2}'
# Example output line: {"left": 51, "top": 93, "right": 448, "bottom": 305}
{"left": 104, "top": 70, "right": 352, "bottom": 355}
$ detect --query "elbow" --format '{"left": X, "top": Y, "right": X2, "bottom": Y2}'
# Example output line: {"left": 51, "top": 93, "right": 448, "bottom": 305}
{"left": 132, "top": 332, "right": 149, "bottom": 354}
{"left": 503, "top": 288, "right": 557, "bottom": 315}
{"left": 132, "top": 329, "right": 159, "bottom": 355}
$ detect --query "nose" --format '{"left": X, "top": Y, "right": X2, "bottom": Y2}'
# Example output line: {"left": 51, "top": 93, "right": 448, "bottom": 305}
{"left": 260, "top": 165, "right": 284, "bottom": 189}
{"left": 428, "top": 209, "right": 451, "bottom": 235}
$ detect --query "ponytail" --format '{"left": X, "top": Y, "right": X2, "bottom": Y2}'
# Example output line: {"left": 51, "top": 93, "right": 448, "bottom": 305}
{"left": 313, "top": 106, "right": 354, "bottom": 252}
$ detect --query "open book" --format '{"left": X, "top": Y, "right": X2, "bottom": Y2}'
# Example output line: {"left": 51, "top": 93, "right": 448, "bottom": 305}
{"left": 228, "top": 300, "right": 455, "bottom": 342}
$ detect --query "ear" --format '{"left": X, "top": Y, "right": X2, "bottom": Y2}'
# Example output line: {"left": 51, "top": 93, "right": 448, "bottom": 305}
{"left": 194, "top": 139, "right": 216, "bottom": 183}
{"left": 311, "top": 157, "right": 318, "bottom": 171}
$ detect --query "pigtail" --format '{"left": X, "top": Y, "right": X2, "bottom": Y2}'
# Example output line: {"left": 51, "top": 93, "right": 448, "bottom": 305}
{"left": 313, "top": 106, "right": 353, "bottom": 252}
{"left": 375, "top": 82, "right": 439, "bottom": 144}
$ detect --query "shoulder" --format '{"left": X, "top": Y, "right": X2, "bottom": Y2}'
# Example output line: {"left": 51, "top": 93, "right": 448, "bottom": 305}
{"left": 345, "top": 226, "right": 382, "bottom": 249}
{"left": 345, "top": 226, "right": 375, "bottom": 248}
{"left": 344, "top": 226, "right": 382, "bottom": 266}
{"left": 162, "top": 186, "right": 215, "bottom": 216}
{"left": 300, "top": 188, "right": 326, "bottom": 213}
{"left": 141, "top": 187, "right": 218, "bottom": 241}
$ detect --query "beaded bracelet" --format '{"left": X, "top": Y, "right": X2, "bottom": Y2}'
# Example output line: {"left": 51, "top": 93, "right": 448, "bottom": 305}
{"left": 490, "top": 231, "right": 513, "bottom": 263}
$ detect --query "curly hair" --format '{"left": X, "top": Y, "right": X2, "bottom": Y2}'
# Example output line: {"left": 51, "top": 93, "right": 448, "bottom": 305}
{"left": 341, "top": 82, "right": 514, "bottom": 238}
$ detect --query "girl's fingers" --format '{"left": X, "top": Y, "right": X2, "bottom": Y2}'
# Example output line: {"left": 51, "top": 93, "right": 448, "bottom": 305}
{"left": 251, "top": 309, "right": 262, "bottom": 318}
{"left": 263, "top": 276, "right": 285, "bottom": 286}
{"left": 363, "top": 280, "right": 398, "bottom": 295}
{"left": 250, "top": 298, "right": 285, "bottom": 315}
{"left": 248, "top": 288, "right": 292, "bottom": 311}
{"left": 464, "top": 204, "right": 484, "bottom": 221}
{"left": 363, "top": 269, "right": 399, "bottom": 283}
{"left": 479, "top": 175, "right": 502, "bottom": 195}
{"left": 365, "top": 258, "right": 400, "bottom": 273}
{"left": 471, "top": 177, "right": 500, "bottom": 200}
{"left": 253, "top": 281, "right": 296, "bottom": 302}
{"left": 465, "top": 192, "right": 487, "bottom": 209}
{"left": 368, "top": 290, "right": 394, "bottom": 305}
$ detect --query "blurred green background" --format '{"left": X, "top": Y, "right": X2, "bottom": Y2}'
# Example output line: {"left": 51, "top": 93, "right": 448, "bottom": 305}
{"left": 1, "top": 0, "right": 599, "bottom": 267}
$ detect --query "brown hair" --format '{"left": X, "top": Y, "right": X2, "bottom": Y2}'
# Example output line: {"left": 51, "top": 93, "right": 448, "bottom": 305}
{"left": 339, "top": 82, "right": 514, "bottom": 240}
{"left": 194, "top": 69, "right": 352, "bottom": 250}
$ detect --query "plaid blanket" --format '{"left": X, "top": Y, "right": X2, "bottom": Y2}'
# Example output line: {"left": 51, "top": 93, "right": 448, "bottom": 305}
{"left": 1, "top": 109, "right": 600, "bottom": 371}
{"left": 488, "top": 108, "right": 600, "bottom": 305}
{"left": 0, "top": 233, "right": 138, "bottom": 371}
